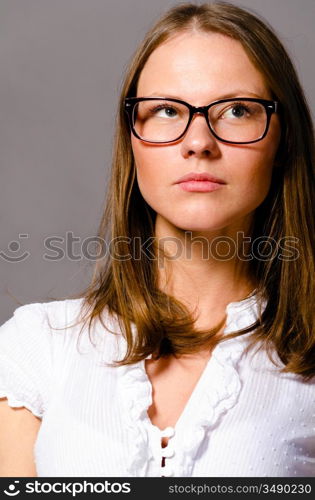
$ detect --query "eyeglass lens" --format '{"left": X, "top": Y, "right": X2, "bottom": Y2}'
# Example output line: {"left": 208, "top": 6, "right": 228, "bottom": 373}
{"left": 132, "top": 99, "right": 267, "bottom": 143}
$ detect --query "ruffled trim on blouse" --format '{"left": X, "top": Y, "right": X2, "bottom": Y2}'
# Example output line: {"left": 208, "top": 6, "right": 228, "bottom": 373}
{"left": 0, "top": 391, "right": 43, "bottom": 418}
{"left": 115, "top": 291, "right": 267, "bottom": 476}
{"left": 116, "top": 361, "right": 155, "bottom": 476}
{"left": 0, "top": 353, "right": 46, "bottom": 419}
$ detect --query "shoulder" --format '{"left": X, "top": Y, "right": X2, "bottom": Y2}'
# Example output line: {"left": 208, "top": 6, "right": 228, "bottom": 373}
{"left": 0, "top": 297, "right": 93, "bottom": 417}
{"left": 0, "top": 297, "right": 86, "bottom": 346}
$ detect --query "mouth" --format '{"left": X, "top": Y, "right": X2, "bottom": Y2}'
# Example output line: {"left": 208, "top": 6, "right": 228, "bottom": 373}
{"left": 174, "top": 172, "right": 226, "bottom": 193}
{"left": 176, "top": 180, "right": 224, "bottom": 192}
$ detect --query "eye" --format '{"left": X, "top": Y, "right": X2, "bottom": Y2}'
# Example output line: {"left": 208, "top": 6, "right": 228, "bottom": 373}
{"left": 151, "top": 105, "right": 178, "bottom": 118}
{"left": 216, "top": 101, "right": 265, "bottom": 122}
{"left": 224, "top": 103, "right": 251, "bottom": 119}
{"left": 232, "top": 105, "right": 248, "bottom": 117}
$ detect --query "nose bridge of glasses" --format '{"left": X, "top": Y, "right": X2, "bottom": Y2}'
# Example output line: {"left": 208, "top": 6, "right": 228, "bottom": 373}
{"left": 188, "top": 106, "right": 213, "bottom": 134}
{"left": 192, "top": 105, "right": 209, "bottom": 117}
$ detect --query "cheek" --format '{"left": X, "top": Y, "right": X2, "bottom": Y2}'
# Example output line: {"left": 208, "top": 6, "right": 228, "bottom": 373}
{"left": 226, "top": 131, "right": 280, "bottom": 202}
{"left": 132, "top": 139, "right": 170, "bottom": 206}
{"left": 230, "top": 157, "right": 274, "bottom": 211}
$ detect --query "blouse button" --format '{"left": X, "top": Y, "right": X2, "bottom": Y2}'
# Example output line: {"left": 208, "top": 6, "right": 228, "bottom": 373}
{"left": 161, "top": 444, "right": 175, "bottom": 458}
{"left": 160, "top": 426, "right": 175, "bottom": 438}
{"left": 161, "top": 465, "right": 174, "bottom": 477}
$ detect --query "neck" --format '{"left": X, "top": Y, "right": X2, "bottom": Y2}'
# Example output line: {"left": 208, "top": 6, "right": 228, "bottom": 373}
{"left": 154, "top": 214, "right": 257, "bottom": 329}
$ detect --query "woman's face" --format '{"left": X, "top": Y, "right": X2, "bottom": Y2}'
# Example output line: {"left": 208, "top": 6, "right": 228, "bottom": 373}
{"left": 131, "top": 32, "right": 281, "bottom": 235}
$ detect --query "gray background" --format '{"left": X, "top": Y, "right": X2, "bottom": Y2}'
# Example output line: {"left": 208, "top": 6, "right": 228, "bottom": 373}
{"left": 1, "top": 0, "right": 314, "bottom": 321}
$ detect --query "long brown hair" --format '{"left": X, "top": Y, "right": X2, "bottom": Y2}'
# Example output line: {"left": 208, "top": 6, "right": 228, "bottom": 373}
{"left": 52, "top": 2, "right": 315, "bottom": 380}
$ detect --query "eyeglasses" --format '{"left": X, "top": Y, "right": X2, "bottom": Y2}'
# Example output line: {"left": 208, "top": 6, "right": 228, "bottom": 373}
{"left": 124, "top": 97, "right": 278, "bottom": 145}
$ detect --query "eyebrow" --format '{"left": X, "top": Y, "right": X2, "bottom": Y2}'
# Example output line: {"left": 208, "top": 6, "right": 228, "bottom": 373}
{"left": 144, "top": 90, "right": 267, "bottom": 100}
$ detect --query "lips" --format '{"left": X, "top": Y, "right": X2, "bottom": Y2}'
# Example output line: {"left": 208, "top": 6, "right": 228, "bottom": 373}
{"left": 175, "top": 172, "right": 226, "bottom": 184}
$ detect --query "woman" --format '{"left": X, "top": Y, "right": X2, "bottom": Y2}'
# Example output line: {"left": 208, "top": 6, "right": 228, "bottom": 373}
{"left": 0, "top": 1, "right": 314, "bottom": 478}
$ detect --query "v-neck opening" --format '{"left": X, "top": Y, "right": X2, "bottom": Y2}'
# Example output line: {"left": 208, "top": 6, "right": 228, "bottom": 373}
{"left": 142, "top": 348, "right": 214, "bottom": 435}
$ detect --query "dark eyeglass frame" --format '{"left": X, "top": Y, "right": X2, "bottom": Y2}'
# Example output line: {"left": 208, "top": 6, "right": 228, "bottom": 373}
{"left": 124, "top": 96, "right": 278, "bottom": 145}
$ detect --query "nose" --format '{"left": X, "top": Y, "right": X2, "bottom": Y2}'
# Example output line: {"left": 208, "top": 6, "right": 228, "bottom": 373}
{"left": 180, "top": 112, "right": 220, "bottom": 159}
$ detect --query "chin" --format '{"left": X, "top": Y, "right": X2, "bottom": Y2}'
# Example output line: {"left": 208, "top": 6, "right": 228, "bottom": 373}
{"left": 173, "top": 221, "right": 229, "bottom": 233}
{"left": 155, "top": 211, "right": 240, "bottom": 234}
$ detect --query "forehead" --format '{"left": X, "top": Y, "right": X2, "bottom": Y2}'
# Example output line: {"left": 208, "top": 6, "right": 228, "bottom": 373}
{"left": 137, "top": 32, "right": 270, "bottom": 101}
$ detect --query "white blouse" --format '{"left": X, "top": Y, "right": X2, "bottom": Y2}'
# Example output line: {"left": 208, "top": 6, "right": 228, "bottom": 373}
{"left": 0, "top": 294, "right": 314, "bottom": 477}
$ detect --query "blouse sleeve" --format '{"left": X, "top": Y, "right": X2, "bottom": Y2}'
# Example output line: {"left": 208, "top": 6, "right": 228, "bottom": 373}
{"left": 0, "top": 302, "right": 53, "bottom": 418}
